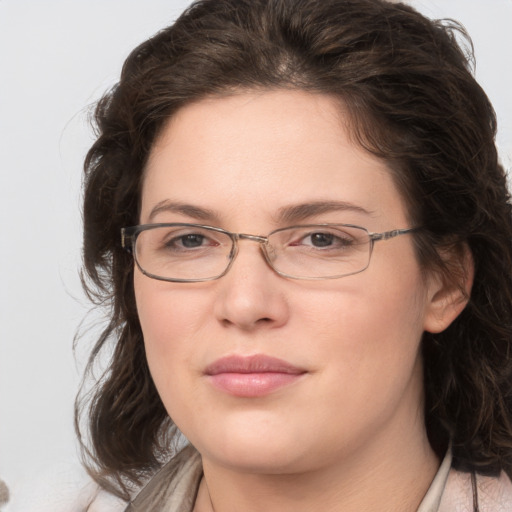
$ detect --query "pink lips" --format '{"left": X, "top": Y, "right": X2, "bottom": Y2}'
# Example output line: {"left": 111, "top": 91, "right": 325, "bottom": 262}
{"left": 204, "top": 354, "right": 306, "bottom": 397}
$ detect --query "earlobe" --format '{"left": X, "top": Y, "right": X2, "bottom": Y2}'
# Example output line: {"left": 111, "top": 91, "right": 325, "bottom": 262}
{"left": 423, "top": 244, "right": 474, "bottom": 334}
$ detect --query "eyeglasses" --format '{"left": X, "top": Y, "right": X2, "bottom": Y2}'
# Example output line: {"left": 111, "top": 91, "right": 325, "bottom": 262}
{"left": 121, "top": 223, "right": 417, "bottom": 282}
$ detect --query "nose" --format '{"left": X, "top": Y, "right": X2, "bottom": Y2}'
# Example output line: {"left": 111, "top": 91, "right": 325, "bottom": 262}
{"left": 213, "top": 240, "right": 290, "bottom": 331}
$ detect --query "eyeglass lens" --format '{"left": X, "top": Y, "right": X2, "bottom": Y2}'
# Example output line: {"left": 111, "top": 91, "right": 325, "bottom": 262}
{"left": 133, "top": 224, "right": 373, "bottom": 281}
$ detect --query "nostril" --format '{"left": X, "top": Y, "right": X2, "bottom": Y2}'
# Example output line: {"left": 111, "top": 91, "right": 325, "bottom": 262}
{"left": 221, "top": 316, "right": 273, "bottom": 329}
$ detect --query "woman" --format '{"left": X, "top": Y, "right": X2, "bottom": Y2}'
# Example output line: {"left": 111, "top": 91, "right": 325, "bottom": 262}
{"left": 77, "top": 0, "right": 512, "bottom": 510}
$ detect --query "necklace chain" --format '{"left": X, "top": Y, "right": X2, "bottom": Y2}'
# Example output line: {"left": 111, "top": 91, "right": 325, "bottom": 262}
{"left": 204, "top": 476, "right": 217, "bottom": 512}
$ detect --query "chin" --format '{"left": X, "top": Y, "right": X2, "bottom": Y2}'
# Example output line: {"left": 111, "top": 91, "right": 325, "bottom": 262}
{"left": 191, "top": 422, "right": 309, "bottom": 473}
{"left": 208, "top": 445, "right": 305, "bottom": 474}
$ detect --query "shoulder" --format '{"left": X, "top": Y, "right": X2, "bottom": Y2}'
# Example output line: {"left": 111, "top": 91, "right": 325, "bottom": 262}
{"left": 477, "top": 472, "right": 512, "bottom": 511}
{"left": 125, "top": 445, "right": 202, "bottom": 512}
{"left": 84, "top": 445, "right": 202, "bottom": 512}
{"left": 87, "top": 489, "right": 127, "bottom": 512}
{"left": 439, "top": 468, "right": 512, "bottom": 512}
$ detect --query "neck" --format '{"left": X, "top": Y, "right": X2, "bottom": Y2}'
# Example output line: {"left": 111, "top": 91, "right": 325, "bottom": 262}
{"left": 194, "top": 430, "right": 439, "bottom": 512}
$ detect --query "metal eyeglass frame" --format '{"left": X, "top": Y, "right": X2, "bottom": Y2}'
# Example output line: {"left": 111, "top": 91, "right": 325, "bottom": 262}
{"left": 121, "top": 223, "right": 418, "bottom": 282}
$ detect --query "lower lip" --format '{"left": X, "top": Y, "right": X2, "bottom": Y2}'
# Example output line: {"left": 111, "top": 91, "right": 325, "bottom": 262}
{"left": 207, "top": 372, "right": 304, "bottom": 397}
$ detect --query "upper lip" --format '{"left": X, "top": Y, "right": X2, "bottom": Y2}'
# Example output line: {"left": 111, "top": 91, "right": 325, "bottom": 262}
{"left": 204, "top": 354, "right": 306, "bottom": 375}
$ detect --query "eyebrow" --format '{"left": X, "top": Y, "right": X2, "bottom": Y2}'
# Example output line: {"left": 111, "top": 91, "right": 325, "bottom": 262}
{"left": 276, "top": 200, "right": 374, "bottom": 224}
{"left": 147, "top": 199, "right": 373, "bottom": 225}
{"left": 148, "top": 200, "right": 219, "bottom": 223}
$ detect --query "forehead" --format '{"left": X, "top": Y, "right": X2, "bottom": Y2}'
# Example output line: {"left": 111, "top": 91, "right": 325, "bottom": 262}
{"left": 141, "top": 90, "right": 408, "bottom": 228}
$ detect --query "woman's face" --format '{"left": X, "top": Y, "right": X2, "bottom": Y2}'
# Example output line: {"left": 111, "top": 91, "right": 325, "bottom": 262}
{"left": 135, "top": 90, "right": 445, "bottom": 475}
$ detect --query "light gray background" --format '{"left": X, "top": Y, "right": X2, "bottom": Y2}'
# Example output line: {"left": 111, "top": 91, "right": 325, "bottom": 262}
{"left": 0, "top": 0, "right": 511, "bottom": 505}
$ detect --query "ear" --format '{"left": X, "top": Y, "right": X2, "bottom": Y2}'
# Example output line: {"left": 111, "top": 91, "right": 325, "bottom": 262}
{"left": 423, "top": 243, "right": 474, "bottom": 334}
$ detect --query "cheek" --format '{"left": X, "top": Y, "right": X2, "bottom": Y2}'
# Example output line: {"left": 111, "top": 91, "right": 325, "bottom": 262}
{"left": 134, "top": 273, "right": 208, "bottom": 401}
{"left": 135, "top": 268, "right": 212, "bottom": 342}
{"left": 302, "top": 268, "right": 428, "bottom": 403}
{"left": 304, "top": 269, "right": 425, "bottom": 348}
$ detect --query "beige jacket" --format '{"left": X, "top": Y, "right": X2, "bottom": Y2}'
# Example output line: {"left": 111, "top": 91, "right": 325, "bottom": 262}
{"left": 420, "top": 449, "right": 512, "bottom": 512}
{"left": 89, "top": 446, "right": 512, "bottom": 512}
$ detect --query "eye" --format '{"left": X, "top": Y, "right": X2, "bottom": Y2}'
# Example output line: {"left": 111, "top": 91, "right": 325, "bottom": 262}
{"left": 308, "top": 232, "right": 337, "bottom": 248}
{"left": 176, "top": 234, "right": 209, "bottom": 248}
{"left": 144, "top": 226, "right": 224, "bottom": 254}
{"left": 164, "top": 232, "right": 219, "bottom": 251}
{"left": 292, "top": 230, "right": 355, "bottom": 249}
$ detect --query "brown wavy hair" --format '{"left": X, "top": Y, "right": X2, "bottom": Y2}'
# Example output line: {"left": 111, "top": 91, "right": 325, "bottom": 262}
{"left": 76, "top": 0, "right": 512, "bottom": 499}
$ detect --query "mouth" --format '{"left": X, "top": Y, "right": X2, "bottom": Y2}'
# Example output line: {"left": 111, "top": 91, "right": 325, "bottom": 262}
{"left": 204, "top": 354, "right": 307, "bottom": 398}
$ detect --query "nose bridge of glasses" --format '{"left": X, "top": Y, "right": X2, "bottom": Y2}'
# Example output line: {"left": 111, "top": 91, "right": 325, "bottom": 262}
{"left": 230, "top": 232, "right": 275, "bottom": 267}
{"left": 236, "top": 233, "right": 269, "bottom": 244}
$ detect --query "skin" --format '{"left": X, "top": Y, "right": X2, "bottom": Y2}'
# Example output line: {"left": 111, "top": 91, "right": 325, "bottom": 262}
{"left": 135, "top": 90, "right": 469, "bottom": 512}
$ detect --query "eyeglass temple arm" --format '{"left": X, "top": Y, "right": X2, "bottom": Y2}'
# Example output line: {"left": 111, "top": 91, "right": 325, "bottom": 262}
{"left": 121, "top": 228, "right": 133, "bottom": 252}
{"left": 370, "top": 227, "right": 417, "bottom": 242}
